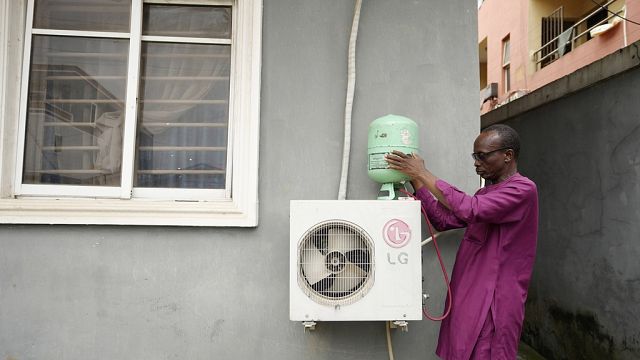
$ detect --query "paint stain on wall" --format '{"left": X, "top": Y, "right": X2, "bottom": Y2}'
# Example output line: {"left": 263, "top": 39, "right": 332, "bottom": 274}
{"left": 210, "top": 319, "right": 225, "bottom": 342}
{"left": 521, "top": 299, "right": 640, "bottom": 360}
{"left": 547, "top": 304, "right": 615, "bottom": 359}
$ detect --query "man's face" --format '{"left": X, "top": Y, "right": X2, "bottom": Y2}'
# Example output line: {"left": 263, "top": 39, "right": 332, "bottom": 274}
{"left": 472, "top": 131, "right": 510, "bottom": 181}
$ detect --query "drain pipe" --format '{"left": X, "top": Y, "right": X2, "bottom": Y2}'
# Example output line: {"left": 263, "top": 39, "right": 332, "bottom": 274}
{"left": 337, "top": 0, "right": 362, "bottom": 200}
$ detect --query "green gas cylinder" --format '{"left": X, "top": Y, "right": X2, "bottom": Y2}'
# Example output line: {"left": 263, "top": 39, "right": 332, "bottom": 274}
{"left": 367, "top": 114, "right": 419, "bottom": 199}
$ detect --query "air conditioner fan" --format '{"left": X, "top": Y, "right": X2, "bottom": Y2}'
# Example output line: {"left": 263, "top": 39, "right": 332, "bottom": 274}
{"left": 298, "top": 221, "right": 375, "bottom": 305}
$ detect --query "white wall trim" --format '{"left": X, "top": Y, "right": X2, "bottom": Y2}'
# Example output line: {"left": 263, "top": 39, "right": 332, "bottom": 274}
{"left": 0, "top": 197, "right": 253, "bottom": 226}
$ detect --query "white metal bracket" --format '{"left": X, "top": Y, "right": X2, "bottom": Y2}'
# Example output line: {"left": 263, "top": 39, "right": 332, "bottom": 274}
{"left": 390, "top": 320, "right": 409, "bottom": 332}
{"left": 302, "top": 321, "right": 317, "bottom": 331}
{"left": 423, "top": 293, "right": 430, "bottom": 305}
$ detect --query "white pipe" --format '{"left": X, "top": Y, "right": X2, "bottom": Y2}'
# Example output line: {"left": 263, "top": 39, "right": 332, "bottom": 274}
{"left": 386, "top": 321, "right": 395, "bottom": 360}
{"left": 338, "top": 0, "right": 362, "bottom": 200}
{"left": 422, "top": 235, "right": 434, "bottom": 246}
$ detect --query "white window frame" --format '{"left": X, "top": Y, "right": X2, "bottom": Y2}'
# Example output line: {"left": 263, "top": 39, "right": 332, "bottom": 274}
{"left": 0, "top": 0, "right": 262, "bottom": 226}
{"left": 502, "top": 35, "right": 511, "bottom": 94}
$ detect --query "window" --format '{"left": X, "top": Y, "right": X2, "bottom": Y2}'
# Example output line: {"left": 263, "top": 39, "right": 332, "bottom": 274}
{"left": 0, "top": 0, "right": 262, "bottom": 226}
{"left": 502, "top": 36, "right": 510, "bottom": 94}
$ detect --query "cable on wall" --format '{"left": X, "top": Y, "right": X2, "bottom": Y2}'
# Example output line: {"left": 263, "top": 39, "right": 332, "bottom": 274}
{"left": 589, "top": 0, "right": 640, "bottom": 26}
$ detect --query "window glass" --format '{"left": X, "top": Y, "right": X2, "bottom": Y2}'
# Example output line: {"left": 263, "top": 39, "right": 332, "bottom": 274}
{"left": 504, "top": 65, "right": 511, "bottom": 93}
{"left": 33, "top": 0, "right": 131, "bottom": 32}
{"left": 502, "top": 38, "right": 510, "bottom": 66}
{"left": 22, "top": 36, "right": 128, "bottom": 186}
{"left": 502, "top": 36, "right": 511, "bottom": 93}
{"left": 135, "top": 42, "right": 231, "bottom": 189}
{"left": 142, "top": 4, "right": 231, "bottom": 38}
{"left": 22, "top": 1, "right": 237, "bottom": 195}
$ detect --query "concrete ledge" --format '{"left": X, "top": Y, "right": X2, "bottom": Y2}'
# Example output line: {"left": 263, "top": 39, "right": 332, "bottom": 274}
{"left": 482, "top": 40, "right": 640, "bottom": 128}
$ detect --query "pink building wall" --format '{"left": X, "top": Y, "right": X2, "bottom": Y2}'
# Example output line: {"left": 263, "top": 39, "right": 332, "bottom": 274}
{"left": 479, "top": 0, "right": 640, "bottom": 114}
{"left": 478, "top": 0, "right": 528, "bottom": 96}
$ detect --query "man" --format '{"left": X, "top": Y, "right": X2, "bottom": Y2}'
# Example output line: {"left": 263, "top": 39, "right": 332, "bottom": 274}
{"left": 385, "top": 124, "right": 538, "bottom": 360}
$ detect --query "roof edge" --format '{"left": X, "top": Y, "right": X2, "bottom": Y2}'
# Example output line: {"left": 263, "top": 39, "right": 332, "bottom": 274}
{"left": 481, "top": 40, "right": 640, "bottom": 128}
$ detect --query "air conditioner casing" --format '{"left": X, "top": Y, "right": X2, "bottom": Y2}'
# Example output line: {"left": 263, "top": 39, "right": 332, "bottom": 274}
{"left": 290, "top": 200, "right": 422, "bottom": 322}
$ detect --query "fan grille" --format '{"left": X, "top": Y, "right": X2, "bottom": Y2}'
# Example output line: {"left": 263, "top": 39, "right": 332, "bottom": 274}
{"left": 297, "top": 220, "right": 375, "bottom": 306}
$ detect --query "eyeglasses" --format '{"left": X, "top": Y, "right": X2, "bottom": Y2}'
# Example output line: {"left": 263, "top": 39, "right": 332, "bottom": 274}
{"left": 471, "top": 147, "right": 511, "bottom": 162}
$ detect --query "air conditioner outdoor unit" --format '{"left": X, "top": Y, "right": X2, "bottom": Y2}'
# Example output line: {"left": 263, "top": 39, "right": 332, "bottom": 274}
{"left": 290, "top": 200, "right": 422, "bottom": 323}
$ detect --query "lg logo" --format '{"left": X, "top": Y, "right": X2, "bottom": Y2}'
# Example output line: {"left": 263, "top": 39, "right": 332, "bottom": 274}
{"left": 383, "top": 219, "right": 411, "bottom": 248}
{"left": 387, "top": 252, "right": 409, "bottom": 265}
{"left": 383, "top": 219, "right": 411, "bottom": 265}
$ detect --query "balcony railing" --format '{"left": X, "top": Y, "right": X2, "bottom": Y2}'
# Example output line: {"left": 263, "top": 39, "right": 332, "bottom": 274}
{"left": 533, "top": 0, "right": 624, "bottom": 69}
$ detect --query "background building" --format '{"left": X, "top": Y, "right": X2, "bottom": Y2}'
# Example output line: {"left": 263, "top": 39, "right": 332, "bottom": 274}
{"left": 479, "top": 0, "right": 640, "bottom": 113}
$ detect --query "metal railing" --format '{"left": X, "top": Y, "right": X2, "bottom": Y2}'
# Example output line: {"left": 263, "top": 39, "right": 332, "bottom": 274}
{"left": 540, "top": 6, "right": 564, "bottom": 66}
{"left": 533, "top": 0, "right": 624, "bottom": 69}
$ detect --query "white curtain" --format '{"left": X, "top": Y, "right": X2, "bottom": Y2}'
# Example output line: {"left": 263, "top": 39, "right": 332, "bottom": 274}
{"left": 140, "top": 42, "right": 228, "bottom": 133}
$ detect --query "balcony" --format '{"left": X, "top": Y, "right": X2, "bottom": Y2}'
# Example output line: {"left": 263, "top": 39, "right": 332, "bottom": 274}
{"left": 533, "top": 0, "right": 626, "bottom": 70}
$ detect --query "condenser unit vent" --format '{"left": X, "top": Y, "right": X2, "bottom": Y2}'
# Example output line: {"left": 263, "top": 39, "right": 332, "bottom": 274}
{"left": 298, "top": 220, "right": 374, "bottom": 306}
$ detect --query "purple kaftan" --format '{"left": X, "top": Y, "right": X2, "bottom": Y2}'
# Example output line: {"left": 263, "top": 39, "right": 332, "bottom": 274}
{"left": 415, "top": 173, "right": 538, "bottom": 360}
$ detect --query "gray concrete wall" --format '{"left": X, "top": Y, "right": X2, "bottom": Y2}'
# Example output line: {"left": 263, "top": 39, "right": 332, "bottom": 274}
{"left": 499, "top": 65, "right": 640, "bottom": 359}
{"left": 0, "top": 1, "right": 479, "bottom": 359}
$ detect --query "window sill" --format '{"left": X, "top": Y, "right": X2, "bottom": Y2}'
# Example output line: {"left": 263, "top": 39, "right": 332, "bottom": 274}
{"left": 0, "top": 197, "right": 258, "bottom": 226}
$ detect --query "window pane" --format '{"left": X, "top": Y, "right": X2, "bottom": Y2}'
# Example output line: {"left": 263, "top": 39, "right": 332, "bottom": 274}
{"left": 135, "top": 42, "right": 231, "bottom": 189}
{"left": 33, "top": 0, "right": 131, "bottom": 32}
{"left": 143, "top": 4, "right": 231, "bottom": 38}
{"left": 502, "top": 39, "right": 510, "bottom": 65}
{"left": 23, "top": 36, "right": 128, "bottom": 186}
{"left": 504, "top": 65, "right": 511, "bottom": 93}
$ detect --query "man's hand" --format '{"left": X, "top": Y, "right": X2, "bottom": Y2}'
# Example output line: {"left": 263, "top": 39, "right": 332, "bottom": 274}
{"left": 385, "top": 150, "right": 425, "bottom": 177}
{"left": 385, "top": 150, "right": 450, "bottom": 209}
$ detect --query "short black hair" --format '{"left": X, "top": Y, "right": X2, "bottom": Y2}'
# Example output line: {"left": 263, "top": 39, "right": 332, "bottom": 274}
{"left": 482, "top": 124, "right": 520, "bottom": 159}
